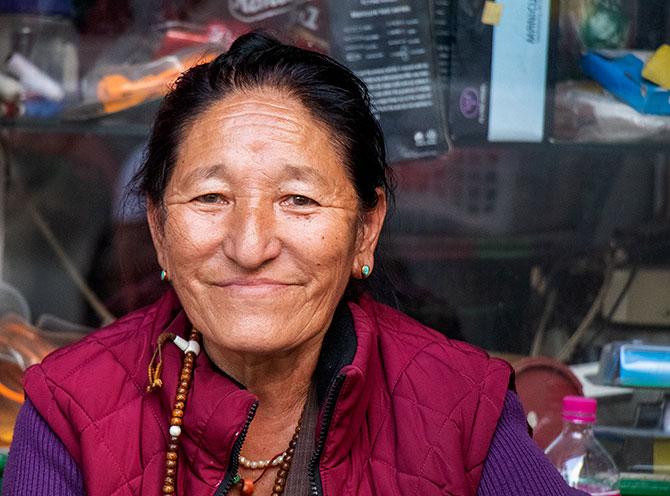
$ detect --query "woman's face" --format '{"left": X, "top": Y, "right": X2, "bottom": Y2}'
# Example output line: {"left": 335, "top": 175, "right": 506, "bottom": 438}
{"left": 149, "top": 88, "right": 386, "bottom": 357}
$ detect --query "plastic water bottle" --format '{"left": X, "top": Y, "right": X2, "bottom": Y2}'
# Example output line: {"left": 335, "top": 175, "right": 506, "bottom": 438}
{"left": 545, "top": 396, "right": 620, "bottom": 495}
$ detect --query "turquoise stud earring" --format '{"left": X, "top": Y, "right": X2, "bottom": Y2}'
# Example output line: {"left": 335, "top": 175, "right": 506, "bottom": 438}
{"left": 361, "top": 265, "right": 371, "bottom": 278}
{"left": 160, "top": 269, "right": 168, "bottom": 281}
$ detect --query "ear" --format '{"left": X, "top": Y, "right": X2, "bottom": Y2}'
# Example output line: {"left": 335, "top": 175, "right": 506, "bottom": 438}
{"left": 352, "top": 187, "right": 387, "bottom": 279}
{"left": 146, "top": 200, "right": 168, "bottom": 272}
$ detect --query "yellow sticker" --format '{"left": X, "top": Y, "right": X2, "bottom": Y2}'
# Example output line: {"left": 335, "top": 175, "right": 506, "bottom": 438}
{"left": 654, "top": 439, "right": 670, "bottom": 474}
{"left": 482, "top": 1, "right": 503, "bottom": 26}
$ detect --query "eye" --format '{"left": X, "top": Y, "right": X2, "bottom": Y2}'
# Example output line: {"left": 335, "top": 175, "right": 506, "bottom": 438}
{"left": 194, "top": 193, "right": 227, "bottom": 204}
{"left": 282, "top": 195, "right": 319, "bottom": 208}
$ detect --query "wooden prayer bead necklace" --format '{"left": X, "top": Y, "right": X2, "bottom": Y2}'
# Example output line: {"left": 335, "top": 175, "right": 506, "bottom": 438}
{"left": 235, "top": 408, "right": 303, "bottom": 496}
{"left": 147, "top": 329, "right": 303, "bottom": 496}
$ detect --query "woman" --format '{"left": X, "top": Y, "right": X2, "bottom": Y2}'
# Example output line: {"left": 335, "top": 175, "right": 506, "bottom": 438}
{"left": 4, "top": 33, "right": 587, "bottom": 495}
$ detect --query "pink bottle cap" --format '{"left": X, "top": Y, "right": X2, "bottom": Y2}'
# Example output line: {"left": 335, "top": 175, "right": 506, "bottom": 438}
{"left": 562, "top": 395, "right": 597, "bottom": 423}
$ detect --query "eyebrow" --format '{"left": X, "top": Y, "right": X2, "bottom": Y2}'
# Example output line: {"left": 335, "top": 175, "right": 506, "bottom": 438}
{"left": 279, "top": 164, "right": 330, "bottom": 187}
{"left": 185, "top": 163, "right": 332, "bottom": 187}
{"left": 188, "top": 164, "right": 226, "bottom": 182}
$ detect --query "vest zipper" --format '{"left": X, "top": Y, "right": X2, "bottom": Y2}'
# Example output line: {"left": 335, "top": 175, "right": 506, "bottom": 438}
{"left": 308, "top": 374, "right": 346, "bottom": 496}
{"left": 214, "top": 401, "right": 259, "bottom": 496}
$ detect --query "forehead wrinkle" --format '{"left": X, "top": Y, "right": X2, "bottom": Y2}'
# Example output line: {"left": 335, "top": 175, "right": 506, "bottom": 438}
{"left": 215, "top": 100, "right": 303, "bottom": 133}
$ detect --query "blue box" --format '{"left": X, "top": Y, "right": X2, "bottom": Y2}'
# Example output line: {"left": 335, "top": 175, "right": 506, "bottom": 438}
{"left": 581, "top": 51, "right": 670, "bottom": 116}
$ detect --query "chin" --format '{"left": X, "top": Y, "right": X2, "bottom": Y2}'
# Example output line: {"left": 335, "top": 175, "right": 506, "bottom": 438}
{"left": 204, "top": 319, "right": 304, "bottom": 355}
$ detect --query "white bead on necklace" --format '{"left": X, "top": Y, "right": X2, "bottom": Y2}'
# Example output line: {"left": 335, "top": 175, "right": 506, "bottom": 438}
{"left": 238, "top": 452, "right": 286, "bottom": 470}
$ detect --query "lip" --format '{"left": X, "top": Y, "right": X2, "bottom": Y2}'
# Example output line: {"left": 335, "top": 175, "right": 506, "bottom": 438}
{"left": 213, "top": 278, "right": 296, "bottom": 295}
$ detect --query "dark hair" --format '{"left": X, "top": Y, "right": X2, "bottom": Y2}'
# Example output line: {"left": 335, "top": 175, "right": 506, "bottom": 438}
{"left": 134, "top": 31, "right": 394, "bottom": 212}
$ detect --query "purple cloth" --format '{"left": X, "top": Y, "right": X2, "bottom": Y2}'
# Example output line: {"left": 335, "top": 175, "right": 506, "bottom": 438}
{"left": 3, "top": 393, "right": 588, "bottom": 495}
{"left": 479, "top": 391, "right": 589, "bottom": 495}
{"left": 2, "top": 398, "right": 83, "bottom": 495}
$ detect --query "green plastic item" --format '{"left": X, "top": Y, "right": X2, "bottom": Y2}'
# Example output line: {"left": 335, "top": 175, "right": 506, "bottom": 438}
{"left": 619, "top": 478, "right": 670, "bottom": 496}
{"left": 581, "top": 0, "right": 630, "bottom": 48}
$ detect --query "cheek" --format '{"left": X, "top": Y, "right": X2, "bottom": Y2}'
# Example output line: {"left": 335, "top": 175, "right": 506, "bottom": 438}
{"left": 162, "top": 212, "right": 223, "bottom": 263}
{"left": 289, "top": 214, "right": 357, "bottom": 272}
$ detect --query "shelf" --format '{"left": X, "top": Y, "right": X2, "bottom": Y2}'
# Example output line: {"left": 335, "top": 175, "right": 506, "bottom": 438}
{"left": 0, "top": 117, "right": 150, "bottom": 137}
{"left": 0, "top": 101, "right": 159, "bottom": 137}
{"left": 595, "top": 425, "right": 670, "bottom": 440}
{"left": 383, "top": 231, "right": 578, "bottom": 261}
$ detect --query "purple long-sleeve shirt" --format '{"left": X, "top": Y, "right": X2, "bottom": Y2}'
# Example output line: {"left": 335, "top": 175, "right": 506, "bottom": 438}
{"left": 3, "top": 392, "right": 587, "bottom": 495}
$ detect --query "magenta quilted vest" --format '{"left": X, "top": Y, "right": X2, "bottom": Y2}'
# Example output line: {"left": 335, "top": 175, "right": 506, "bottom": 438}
{"left": 24, "top": 289, "right": 511, "bottom": 495}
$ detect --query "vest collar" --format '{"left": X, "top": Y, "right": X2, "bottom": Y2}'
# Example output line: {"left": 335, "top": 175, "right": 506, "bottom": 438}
{"left": 151, "top": 290, "right": 378, "bottom": 485}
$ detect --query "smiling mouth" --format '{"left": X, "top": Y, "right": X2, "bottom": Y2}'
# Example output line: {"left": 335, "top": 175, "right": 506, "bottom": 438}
{"left": 213, "top": 279, "right": 297, "bottom": 295}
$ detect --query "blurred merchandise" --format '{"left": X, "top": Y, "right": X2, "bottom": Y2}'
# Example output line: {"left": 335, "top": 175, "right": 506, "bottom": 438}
{"left": 619, "top": 472, "right": 670, "bottom": 496}
{"left": 595, "top": 341, "right": 670, "bottom": 389}
{"left": 152, "top": 21, "right": 246, "bottom": 57}
{"left": 322, "top": 0, "right": 446, "bottom": 162}
{"left": 0, "top": 9, "right": 79, "bottom": 104}
{"left": 447, "top": 0, "right": 552, "bottom": 144}
{"left": 553, "top": 80, "right": 670, "bottom": 143}
{"left": 601, "top": 267, "right": 670, "bottom": 328}
{"left": 0, "top": 450, "right": 6, "bottom": 488}
{"left": 80, "top": 48, "right": 218, "bottom": 116}
{"left": 581, "top": 51, "right": 670, "bottom": 116}
{"left": 0, "top": 72, "right": 24, "bottom": 101}
{"left": 514, "top": 356, "right": 584, "bottom": 449}
{"left": 0, "top": 314, "right": 84, "bottom": 446}
{"left": 557, "top": 0, "right": 636, "bottom": 80}
{"left": 0, "top": 0, "right": 72, "bottom": 17}
{"left": 561, "top": 0, "right": 635, "bottom": 51}
{"left": 642, "top": 44, "right": 670, "bottom": 90}
{"left": 391, "top": 149, "right": 582, "bottom": 236}
{"left": 546, "top": 396, "right": 620, "bottom": 495}
{"left": 6, "top": 52, "right": 64, "bottom": 101}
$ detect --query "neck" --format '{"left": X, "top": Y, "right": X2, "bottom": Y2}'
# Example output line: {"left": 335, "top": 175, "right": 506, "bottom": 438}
{"left": 203, "top": 332, "right": 323, "bottom": 414}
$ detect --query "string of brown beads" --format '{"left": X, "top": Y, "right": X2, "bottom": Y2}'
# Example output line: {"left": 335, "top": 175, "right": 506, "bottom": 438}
{"left": 270, "top": 414, "right": 301, "bottom": 496}
{"left": 237, "top": 405, "right": 304, "bottom": 496}
{"left": 162, "top": 329, "right": 201, "bottom": 495}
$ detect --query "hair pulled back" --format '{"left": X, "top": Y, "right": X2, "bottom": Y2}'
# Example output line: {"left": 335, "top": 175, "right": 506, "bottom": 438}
{"left": 135, "top": 31, "right": 393, "bottom": 212}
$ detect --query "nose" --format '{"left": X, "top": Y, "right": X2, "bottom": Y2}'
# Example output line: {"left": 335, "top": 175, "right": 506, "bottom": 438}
{"left": 223, "top": 199, "right": 281, "bottom": 270}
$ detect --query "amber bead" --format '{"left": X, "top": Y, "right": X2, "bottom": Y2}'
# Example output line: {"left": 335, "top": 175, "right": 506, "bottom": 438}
{"left": 273, "top": 484, "right": 284, "bottom": 493}
{"left": 172, "top": 409, "right": 184, "bottom": 418}
{"left": 277, "top": 469, "right": 288, "bottom": 478}
{"left": 164, "top": 476, "right": 175, "bottom": 485}
{"left": 162, "top": 484, "right": 174, "bottom": 494}
{"left": 177, "top": 387, "right": 187, "bottom": 395}
{"left": 241, "top": 479, "right": 255, "bottom": 495}
{"left": 166, "top": 452, "right": 178, "bottom": 461}
{"left": 170, "top": 417, "right": 183, "bottom": 426}
{"left": 176, "top": 393, "right": 186, "bottom": 401}
{"left": 166, "top": 468, "right": 176, "bottom": 477}
{"left": 174, "top": 401, "right": 185, "bottom": 410}
{"left": 166, "top": 460, "right": 177, "bottom": 468}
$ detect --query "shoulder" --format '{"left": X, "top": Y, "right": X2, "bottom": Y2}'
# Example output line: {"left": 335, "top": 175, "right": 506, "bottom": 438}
{"left": 23, "top": 290, "right": 181, "bottom": 403}
{"left": 26, "top": 302, "right": 155, "bottom": 387}
{"left": 350, "top": 295, "right": 513, "bottom": 482}
{"left": 350, "top": 294, "right": 512, "bottom": 388}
